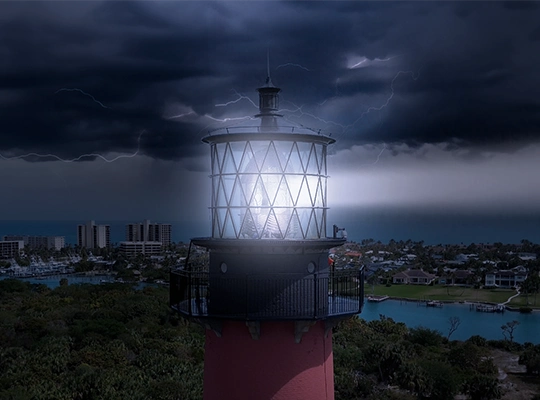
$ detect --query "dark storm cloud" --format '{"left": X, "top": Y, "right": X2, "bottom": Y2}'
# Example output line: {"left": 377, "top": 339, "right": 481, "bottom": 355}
{"left": 502, "top": 1, "right": 539, "bottom": 10}
{"left": 1, "top": 1, "right": 539, "bottom": 163}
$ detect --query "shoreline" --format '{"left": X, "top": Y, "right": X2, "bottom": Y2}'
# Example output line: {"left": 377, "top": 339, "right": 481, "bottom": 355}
{"left": 379, "top": 296, "right": 540, "bottom": 312}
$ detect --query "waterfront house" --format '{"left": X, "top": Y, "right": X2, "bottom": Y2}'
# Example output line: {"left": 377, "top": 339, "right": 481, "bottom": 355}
{"left": 439, "top": 269, "right": 473, "bottom": 285}
{"left": 392, "top": 269, "right": 436, "bottom": 285}
{"left": 518, "top": 252, "right": 537, "bottom": 261}
{"left": 484, "top": 266, "right": 527, "bottom": 288}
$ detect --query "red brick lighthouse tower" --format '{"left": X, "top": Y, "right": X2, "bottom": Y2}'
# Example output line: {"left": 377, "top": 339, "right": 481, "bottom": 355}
{"left": 170, "top": 70, "right": 364, "bottom": 400}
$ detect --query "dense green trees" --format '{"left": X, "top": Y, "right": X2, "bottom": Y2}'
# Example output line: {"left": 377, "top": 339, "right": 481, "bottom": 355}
{"left": 519, "top": 345, "right": 540, "bottom": 375}
{"left": 0, "top": 281, "right": 204, "bottom": 400}
{"left": 522, "top": 274, "right": 540, "bottom": 305}
{"left": 332, "top": 316, "right": 506, "bottom": 400}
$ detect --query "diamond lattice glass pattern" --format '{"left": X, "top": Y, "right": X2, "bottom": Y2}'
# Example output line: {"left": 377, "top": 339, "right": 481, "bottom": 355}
{"left": 211, "top": 139, "right": 328, "bottom": 239}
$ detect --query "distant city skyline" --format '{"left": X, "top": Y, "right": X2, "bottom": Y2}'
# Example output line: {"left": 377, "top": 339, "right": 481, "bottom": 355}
{"left": 2, "top": 213, "right": 540, "bottom": 247}
{"left": 1, "top": 1, "right": 539, "bottom": 227}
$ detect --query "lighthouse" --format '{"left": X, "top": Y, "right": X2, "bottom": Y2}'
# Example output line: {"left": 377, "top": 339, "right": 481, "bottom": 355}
{"left": 170, "top": 69, "right": 364, "bottom": 400}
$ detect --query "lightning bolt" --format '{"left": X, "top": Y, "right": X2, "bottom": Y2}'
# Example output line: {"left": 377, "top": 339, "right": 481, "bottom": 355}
{"left": 185, "top": 88, "right": 260, "bottom": 136}
{"left": 370, "top": 144, "right": 387, "bottom": 166}
{"left": 341, "top": 69, "right": 421, "bottom": 135}
{"left": 165, "top": 111, "right": 254, "bottom": 125}
{"left": 215, "top": 89, "right": 258, "bottom": 109}
{"left": 55, "top": 88, "right": 110, "bottom": 109}
{"left": 317, "top": 97, "right": 338, "bottom": 107}
{"left": 203, "top": 115, "right": 254, "bottom": 123}
{"left": 349, "top": 59, "right": 368, "bottom": 68}
{"left": 283, "top": 68, "right": 421, "bottom": 140}
{"left": 276, "top": 63, "right": 311, "bottom": 72}
{"left": 280, "top": 100, "right": 347, "bottom": 130}
{"left": 167, "top": 111, "right": 196, "bottom": 119}
{"left": 0, "top": 131, "right": 145, "bottom": 163}
{"left": 350, "top": 144, "right": 387, "bottom": 173}
{"left": 349, "top": 55, "right": 401, "bottom": 69}
{"left": 196, "top": 116, "right": 257, "bottom": 138}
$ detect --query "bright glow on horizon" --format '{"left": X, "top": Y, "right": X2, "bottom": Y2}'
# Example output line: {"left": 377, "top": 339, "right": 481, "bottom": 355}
{"left": 328, "top": 142, "right": 540, "bottom": 212}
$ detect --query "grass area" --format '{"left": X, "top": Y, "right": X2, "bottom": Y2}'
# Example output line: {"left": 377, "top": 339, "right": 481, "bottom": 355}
{"left": 508, "top": 294, "right": 540, "bottom": 308}
{"left": 364, "top": 283, "right": 516, "bottom": 304}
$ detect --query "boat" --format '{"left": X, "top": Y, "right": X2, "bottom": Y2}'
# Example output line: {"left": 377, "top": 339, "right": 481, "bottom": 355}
{"left": 426, "top": 300, "right": 443, "bottom": 308}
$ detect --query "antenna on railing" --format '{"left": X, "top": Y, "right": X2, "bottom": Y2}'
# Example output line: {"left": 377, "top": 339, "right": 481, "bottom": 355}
{"left": 333, "top": 225, "right": 347, "bottom": 239}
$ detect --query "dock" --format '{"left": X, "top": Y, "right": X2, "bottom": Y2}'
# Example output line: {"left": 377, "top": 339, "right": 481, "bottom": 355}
{"left": 367, "top": 295, "right": 389, "bottom": 302}
{"left": 475, "top": 304, "right": 505, "bottom": 313}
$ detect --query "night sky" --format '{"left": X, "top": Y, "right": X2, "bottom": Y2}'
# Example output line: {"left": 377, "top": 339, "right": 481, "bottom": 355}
{"left": 1, "top": 1, "right": 539, "bottom": 225}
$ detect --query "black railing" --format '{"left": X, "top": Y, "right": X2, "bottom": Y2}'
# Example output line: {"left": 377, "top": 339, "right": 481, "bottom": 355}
{"left": 169, "top": 268, "right": 364, "bottom": 320}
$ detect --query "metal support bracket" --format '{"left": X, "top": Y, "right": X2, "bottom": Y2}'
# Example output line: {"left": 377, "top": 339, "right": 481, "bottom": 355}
{"left": 193, "top": 318, "right": 222, "bottom": 338}
{"left": 294, "top": 320, "right": 316, "bottom": 344}
{"left": 246, "top": 321, "right": 261, "bottom": 340}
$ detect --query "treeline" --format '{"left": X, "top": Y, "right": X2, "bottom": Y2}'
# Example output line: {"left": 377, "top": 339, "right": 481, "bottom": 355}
{"left": 1, "top": 279, "right": 539, "bottom": 399}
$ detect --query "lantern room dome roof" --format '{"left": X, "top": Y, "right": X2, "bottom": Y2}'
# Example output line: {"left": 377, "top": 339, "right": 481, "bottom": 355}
{"left": 203, "top": 78, "right": 334, "bottom": 144}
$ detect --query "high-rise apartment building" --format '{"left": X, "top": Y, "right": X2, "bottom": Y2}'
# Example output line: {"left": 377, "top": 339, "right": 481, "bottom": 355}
{"left": 46, "top": 236, "right": 66, "bottom": 251}
{"left": 0, "top": 241, "right": 24, "bottom": 258}
{"left": 77, "top": 221, "right": 110, "bottom": 249}
{"left": 125, "top": 220, "right": 172, "bottom": 246}
{"left": 2, "top": 235, "right": 65, "bottom": 251}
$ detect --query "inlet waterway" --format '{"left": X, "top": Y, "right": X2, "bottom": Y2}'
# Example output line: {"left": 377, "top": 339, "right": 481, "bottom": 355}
{"left": 360, "top": 300, "right": 540, "bottom": 344}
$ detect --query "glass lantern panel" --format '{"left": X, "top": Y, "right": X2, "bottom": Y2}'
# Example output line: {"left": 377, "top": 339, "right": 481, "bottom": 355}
{"left": 285, "top": 142, "right": 302, "bottom": 174}
{"left": 238, "top": 142, "right": 256, "bottom": 173}
{"left": 275, "top": 141, "right": 293, "bottom": 171}
{"left": 215, "top": 143, "right": 226, "bottom": 174}
{"left": 304, "top": 209, "right": 319, "bottom": 239}
{"left": 296, "top": 177, "right": 312, "bottom": 208}
{"left": 216, "top": 177, "right": 228, "bottom": 208}
{"left": 297, "top": 141, "right": 312, "bottom": 173}
{"left": 222, "top": 143, "right": 237, "bottom": 174}
{"left": 313, "top": 177, "right": 325, "bottom": 208}
{"left": 306, "top": 175, "right": 320, "bottom": 207}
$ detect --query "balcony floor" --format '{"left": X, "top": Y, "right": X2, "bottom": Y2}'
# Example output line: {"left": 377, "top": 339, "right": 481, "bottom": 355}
{"left": 171, "top": 295, "right": 361, "bottom": 320}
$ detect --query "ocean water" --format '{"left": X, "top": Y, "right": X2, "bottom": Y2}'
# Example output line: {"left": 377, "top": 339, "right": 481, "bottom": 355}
{"left": 1, "top": 210, "right": 539, "bottom": 245}
{"left": 330, "top": 209, "right": 540, "bottom": 245}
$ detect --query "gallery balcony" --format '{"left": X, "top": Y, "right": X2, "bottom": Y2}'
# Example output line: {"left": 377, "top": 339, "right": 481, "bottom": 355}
{"left": 169, "top": 268, "right": 364, "bottom": 321}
